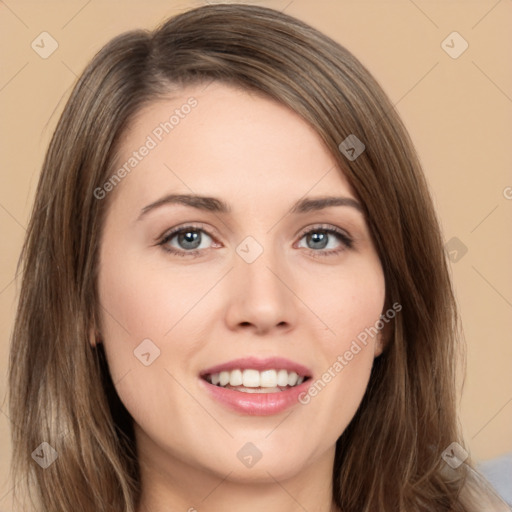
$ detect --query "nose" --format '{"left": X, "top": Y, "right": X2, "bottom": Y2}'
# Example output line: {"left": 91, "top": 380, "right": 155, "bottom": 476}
{"left": 224, "top": 244, "right": 298, "bottom": 336}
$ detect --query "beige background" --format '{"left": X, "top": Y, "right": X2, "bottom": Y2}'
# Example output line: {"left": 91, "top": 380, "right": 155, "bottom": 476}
{"left": 1, "top": 0, "right": 511, "bottom": 507}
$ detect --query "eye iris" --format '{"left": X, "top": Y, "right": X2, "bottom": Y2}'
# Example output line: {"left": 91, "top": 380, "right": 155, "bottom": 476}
{"left": 171, "top": 229, "right": 337, "bottom": 252}
{"left": 178, "top": 230, "right": 201, "bottom": 249}
{"left": 308, "top": 231, "right": 328, "bottom": 250}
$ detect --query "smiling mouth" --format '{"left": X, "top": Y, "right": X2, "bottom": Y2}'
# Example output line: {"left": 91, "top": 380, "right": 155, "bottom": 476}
{"left": 202, "top": 368, "right": 310, "bottom": 393}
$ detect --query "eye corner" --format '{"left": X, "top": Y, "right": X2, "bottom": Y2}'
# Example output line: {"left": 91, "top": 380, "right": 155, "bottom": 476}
{"left": 155, "top": 223, "right": 222, "bottom": 258}
{"left": 295, "top": 224, "right": 354, "bottom": 258}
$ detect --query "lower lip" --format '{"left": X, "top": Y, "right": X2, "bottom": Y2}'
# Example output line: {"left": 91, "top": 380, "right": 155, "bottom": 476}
{"left": 199, "top": 378, "right": 311, "bottom": 416}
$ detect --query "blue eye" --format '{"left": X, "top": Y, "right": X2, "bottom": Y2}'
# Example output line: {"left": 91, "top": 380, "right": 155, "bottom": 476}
{"left": 158, "top": 224, "right": 214, "bottom": 257}
{"left": 297, "top": 225, "right": 353, "bottom": 257}
{"left": 157, "top": 223, "right": 353, "bottom": 258}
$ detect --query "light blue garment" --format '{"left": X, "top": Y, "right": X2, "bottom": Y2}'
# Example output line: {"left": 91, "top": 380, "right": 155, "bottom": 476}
{"left": 477, "top": 452, "right": 512, "bottom": 506}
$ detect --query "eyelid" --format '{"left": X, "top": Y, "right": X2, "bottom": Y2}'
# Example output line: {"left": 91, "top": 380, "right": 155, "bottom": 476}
{"left": 294, "top": 223, "right": 354, "bottom": 256}
{"left": 296, "top": 223, "right": 352, "bottom": 243}
{"left": 156, "top": 222, "right": 220, "bottom": 253}
{"left": 157, "top": 222, "right": 217, "bottom": 242}
{"left": 156, "top": 222, "right": 353, "bottom": 257}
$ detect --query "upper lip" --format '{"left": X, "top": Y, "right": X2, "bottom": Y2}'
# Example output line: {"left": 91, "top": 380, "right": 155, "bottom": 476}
{"left": 200, "top": 357, "right": 312, "bottom": 378}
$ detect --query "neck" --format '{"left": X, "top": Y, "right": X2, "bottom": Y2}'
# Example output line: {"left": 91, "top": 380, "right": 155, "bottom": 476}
{"left": 135, "top": 428, "right": 340, "bottom": 512}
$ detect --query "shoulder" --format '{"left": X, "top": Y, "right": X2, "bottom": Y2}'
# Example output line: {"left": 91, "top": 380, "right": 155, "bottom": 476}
{"left": 457, "top": 464, "right": 511, "bottom": 512}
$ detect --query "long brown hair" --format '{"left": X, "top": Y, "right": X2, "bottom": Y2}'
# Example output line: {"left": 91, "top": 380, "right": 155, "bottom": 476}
{"left": 9, "top": 4, "right": 473, "bottom": 511}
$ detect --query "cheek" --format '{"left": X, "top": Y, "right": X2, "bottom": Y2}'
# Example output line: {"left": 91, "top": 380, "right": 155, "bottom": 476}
{"left": 298, "top": 259, "right": 385, "bottom": 431}
{"left": 97, "top": 244, "right": 222, "bottom": 348}
{"left": 96, "top": 250, "right": 202, "bottom": 393}
{"left": 314, "top": 257, "right": 386, "bottom": 352}
{"left": 96, "top": 256, "right": 200, "bottom": 433}
{"left": 98, "top": 254, "right": 189, "bottom": 337}
{"left": 96, "top": 241, "right": 230, "bottom": 401}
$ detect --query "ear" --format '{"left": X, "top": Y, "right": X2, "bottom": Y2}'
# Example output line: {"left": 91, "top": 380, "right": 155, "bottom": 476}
{"left": 374, "top": 318, "right": 393, "bottom": 358}
{"left": 89, "top": 328, "right": 102, "bottom": 347}
{"left": 374, "top": 334, "right": 384, "bottom": 357}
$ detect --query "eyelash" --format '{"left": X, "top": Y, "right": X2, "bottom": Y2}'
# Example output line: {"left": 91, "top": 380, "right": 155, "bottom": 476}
{"left": 156, "top": 223, "right": 353, "bottom": 259}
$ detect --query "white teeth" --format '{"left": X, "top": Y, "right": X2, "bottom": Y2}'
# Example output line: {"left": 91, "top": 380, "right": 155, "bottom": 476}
{"left": 287, "top": 371, "right": 298, "bottom": 386}
{"left": 242, "top": 369, "right": 260, "bottom": 388}
{"left": 234, "top": 386, "right": 281, "bottom": 393}
{"left": 276, "top": 369, "right": 289, "bottom": 387}
{"left": 231, "top": 369, "right": 243, "bottom": 386}
{"left": 206, "top": 369, "right": 307, "bottom": 389}
{"left": 219, "top": 371, "right": 230, "bottom": 386}
{"left": 260, "top": 369, "right": 277, "bottom": 387}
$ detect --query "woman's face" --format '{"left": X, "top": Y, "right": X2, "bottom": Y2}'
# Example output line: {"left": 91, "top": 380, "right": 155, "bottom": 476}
{"left": 96, "top": 82, "right": 386, "bottom": 485}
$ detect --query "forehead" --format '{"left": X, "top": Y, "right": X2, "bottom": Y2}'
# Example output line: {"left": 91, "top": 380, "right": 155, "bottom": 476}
{"left": 111, "top": 82, "right": 356, "bottom": 211}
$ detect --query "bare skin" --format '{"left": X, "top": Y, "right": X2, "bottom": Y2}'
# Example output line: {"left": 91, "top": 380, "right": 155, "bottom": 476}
{"left": 95, "top": 82, "right": 386, "bottom": 512}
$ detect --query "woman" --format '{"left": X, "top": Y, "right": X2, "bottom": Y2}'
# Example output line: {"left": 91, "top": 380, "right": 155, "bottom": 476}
{"left": 8, "top": 4, "right": 509, "bottom": 512}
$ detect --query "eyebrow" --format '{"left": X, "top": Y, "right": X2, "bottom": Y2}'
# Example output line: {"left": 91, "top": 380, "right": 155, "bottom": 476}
{"left": 138, "top": 193, "right": 363, "bottom": 220}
